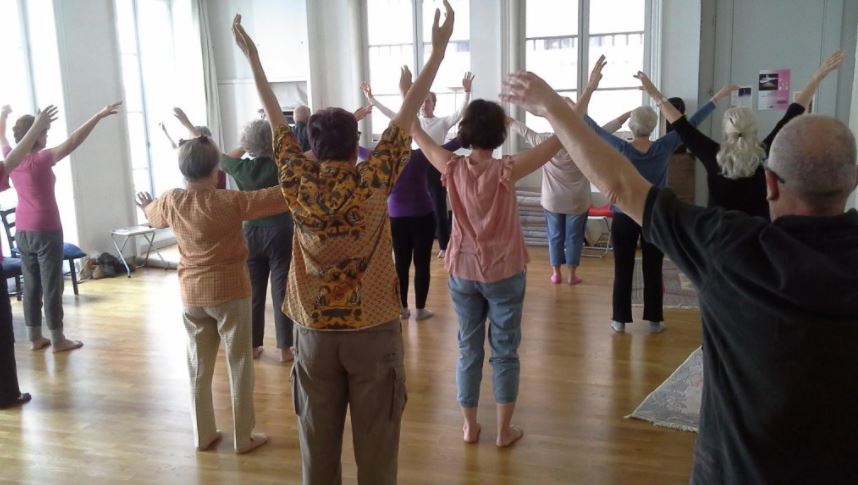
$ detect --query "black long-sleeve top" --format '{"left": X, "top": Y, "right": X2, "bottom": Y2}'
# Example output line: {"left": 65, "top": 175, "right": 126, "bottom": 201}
{"left": 670, "top": 103, "right": 806, "bottom": 220}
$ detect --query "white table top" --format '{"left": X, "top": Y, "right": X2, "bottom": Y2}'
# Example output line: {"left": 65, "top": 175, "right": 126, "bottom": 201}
{"left": 111, "top": 225, "right": 157, "bottom": 237}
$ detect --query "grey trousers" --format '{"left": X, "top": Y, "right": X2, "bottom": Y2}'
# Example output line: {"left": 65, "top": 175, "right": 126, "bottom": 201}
{"left": 292, "top": 320, "right": 407, "bottom": 485}
{"left": 17, "top": 230, "right": 65, "bottom": 341}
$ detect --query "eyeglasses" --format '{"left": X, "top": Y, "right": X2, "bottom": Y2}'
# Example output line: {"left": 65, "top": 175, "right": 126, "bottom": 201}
{"left": 761, "top": 159, "right": 786, "bottom": 184}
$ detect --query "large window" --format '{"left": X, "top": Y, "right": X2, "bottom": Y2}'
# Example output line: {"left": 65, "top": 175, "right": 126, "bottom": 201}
{"left": 115, "top": 0, "right": 205, "bottom": 222}
{"left": 365, "top": 0, "right": 470, "bottom": 137}
{"left": 525, "top": 0, "right": 647, "bottom": 132}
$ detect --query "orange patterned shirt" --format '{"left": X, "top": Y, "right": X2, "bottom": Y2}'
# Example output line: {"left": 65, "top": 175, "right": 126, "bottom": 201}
{"left": 273, "top": 121, "right": 411, "bottom": 330}
{"left": 145, "top": 183, "right": 288, "bottom": 307}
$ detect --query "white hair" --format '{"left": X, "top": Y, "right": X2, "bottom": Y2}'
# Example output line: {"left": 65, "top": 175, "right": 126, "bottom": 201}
{"left": 240, "top": 119, "right": 273, "bottom": 158}
{"left": 628, "top": 106, "right": 657, "bottom": 138}
{"left": 716, "top": 107, "right": 766, "bottom": 179}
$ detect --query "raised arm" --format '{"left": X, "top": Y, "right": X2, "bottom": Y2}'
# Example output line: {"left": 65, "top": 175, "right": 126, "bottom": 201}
{"left": 48, "top": 101, "right": 122, "bottom": 162}
{"left": 510, "top": 135, "right": 562, "bottom": 182}
{"left": 795, "top": 50, "right": 844, "bottom": 110}
{"left": 232, "top": 15, "right": 287, "bottom": 132}
{"left": 412, "top": 121, "right": 454, "bottom": 173}
{"left": 503, "top": 72, "right": 652, "bottom": 223}
{"left": 601, "top": 111, "right": 631, "bottom": 134}
{"left": 172, "top": 108, "right": 202, "bottom": 138}
{"left": 360, "top": 82, "right": 398, "bottom": 119}
{"left": 508, "top": 118, "right": 551, "bottom": 148}
{"left": 159, "top": 122, "right": 178, "bottom": 149}
{"left": 445, "top": 72, "right": 473, "bottom": 125}
{"left": 4, "top": 106, "right": 58, "bottom": 173}
{"left": 0, "top": 105, "right": 11, "bottom": 148}
{"left": 395, "top": 1, "right": 454, "bottom": 130}
{"left": 576, "top": 55, "right": 606, "bottom": 116}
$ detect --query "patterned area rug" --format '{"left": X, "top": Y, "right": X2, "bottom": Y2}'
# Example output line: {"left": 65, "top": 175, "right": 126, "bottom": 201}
{"left": 627, "top": 347, "right": 703, "bottom": 432}
{"left": 632, "top": 258, "right": 699, "bottom": 309}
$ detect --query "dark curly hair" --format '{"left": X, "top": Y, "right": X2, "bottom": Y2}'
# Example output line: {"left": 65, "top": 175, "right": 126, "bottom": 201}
{"left": 308, "top": 108, "right": 358, "bottom": 161}
{"left": 457, "top": 99, "right": 506, "bottom": 150}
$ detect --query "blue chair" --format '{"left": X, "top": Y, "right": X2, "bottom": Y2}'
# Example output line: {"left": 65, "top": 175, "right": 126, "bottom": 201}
{"left": 0, "top": 207, "right": 86, "bottom": 296}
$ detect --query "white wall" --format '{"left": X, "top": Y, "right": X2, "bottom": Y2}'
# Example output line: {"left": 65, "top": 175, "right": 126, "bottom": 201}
{"left": 53, "top": 0, "right": 136, "bottom": 254}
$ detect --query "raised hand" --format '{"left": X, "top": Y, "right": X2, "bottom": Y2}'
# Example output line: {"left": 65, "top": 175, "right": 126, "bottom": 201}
{"left": 98, "top": 101, "right": 123, "bottom": 118}
{"left": 501, "top": 71, "right": 564, "bottom": 118}
{"left": 353, "top": 105, "right": 373, "bottom": 121}
{"left": 173, "top": 107, "right": 191, "bottom": 125}
{"left": 462, "top": 71, "right": 475, "bottom": 93}
{"left": 431, "top": 0, "right": 455, "bottom": 52}
{"left": 232, "top": 14, "right": 259, "bottom": 60}
{"left": 712, "top": 84, "right": 740, "bottom": 102}
{"left": 33, "top": 105, "right": 59, "bottom": 131}
{"left": 0, "top": 105, "right": 11, "bottom": 117}
{"left": 813, "top": 49, "right": 844, "bottom": 81}
{"left": 633, "top": 71, "right": 661, "bottom": 99}
{"left": 399, "top": 66, "right": 413, "bottom": 96}
{"left": 135, "top": 192, "right": 154, "bottom": 210}
{"left": 360, "top": 81, "right": 374, "bottom": 100}
{"left": 587, "top": 55, "right": 607, "bottom": 90}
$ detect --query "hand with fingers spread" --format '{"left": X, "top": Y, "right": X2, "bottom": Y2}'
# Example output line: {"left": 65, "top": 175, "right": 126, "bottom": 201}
{"left": 360, "top": 82, "right": 374, "bottom": 100}
{"left": 135, "top": 191, "right": 154, "bottom": 210}
{"left": 501, "top": 71, "right": 565, "bottom": 118}
{"left": 399, "top": 66, "right": 413, "bottom": 96}
{"left": 796, "top": 49, "right": 845, "bottom": 109}
{"left": 353, "top": 105, "right": 373, "bottom": 122}
{"left": 431, "top": 0, "right": 455, "bottom": 52}
{"left": 34, "top": 105, "right": 59, "bottom": 132}
{"left": 462, "top": 71, "right": 474, "bottom": 93}
{"left": 633, "top": 71, "right": 661, "bottom": 99}
{"left": 587, "top": 55, "right": 607, "bottom": 90}
{"left": 813, "top": 49, "right": 844, "bottom": 82}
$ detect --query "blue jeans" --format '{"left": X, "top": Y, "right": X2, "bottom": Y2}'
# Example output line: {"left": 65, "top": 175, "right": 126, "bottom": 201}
{"left": 448, "top": 271, "right": 526, "bottom": 408}
{"left": 544, "top": 210, "right": 588, "bottom": 267}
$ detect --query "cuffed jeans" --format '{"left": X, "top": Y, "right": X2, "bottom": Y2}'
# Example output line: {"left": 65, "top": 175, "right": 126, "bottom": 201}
{"left": 449, "top": 271, "right": 526, "bottom": 408}
{"left": 17, "top": 230, "right": 65, "bottom": 342}
{"left": 544, "top": 210, "right": 588, "bottom": 267}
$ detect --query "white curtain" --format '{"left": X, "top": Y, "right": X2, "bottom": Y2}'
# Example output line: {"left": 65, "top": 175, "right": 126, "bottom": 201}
{"left": 191, "top": 0, "right": 223, "bottom": 147}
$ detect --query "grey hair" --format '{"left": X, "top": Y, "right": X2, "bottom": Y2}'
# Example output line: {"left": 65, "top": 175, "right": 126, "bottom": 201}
{"left": 294, "top": 105, "right": 311, "bottom": 123}
{"left": 628, "top": 106, "right": 657, "bottom": 137}
{"left": 716, "top": 107, "right": 766, "bottom": 179}
{"left": 178, "top": 137, "right": 220, "bottom": 181}
{"left": 195, "top": 125, "right": 213, "bottom": 137}
{"left": 240, "top": 119, "right": 273, "bottom": 157}
{"left": 768, "top": 115, "right": 857, "bottom": 207}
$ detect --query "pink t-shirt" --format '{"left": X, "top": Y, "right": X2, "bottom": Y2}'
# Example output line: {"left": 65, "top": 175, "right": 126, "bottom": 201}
{"left": 2, "top": 145, "right": 62, "bottom": 232}
{"left": 442, "top": 155, "right": 529, "bottom": 283}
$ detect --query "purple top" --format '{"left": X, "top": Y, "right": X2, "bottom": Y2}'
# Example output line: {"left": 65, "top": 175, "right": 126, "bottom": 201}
{"left": 387, "top": 138, "right": 461, "bottom": 218}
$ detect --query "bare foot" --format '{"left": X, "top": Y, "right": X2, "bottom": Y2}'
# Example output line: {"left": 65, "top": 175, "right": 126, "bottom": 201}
{"left": 253, "top": 347, "right": 264, "bottom": 360}
{"left": 463, "top": 423, "right": 481, "bottom": 444}
{"left": 236, "top": 433, "right": 269, "bottom": 454}
{"left": 52, "top": 339, "right": 83, "bottom": 353}
{"left": 568, "top": 275, "right": 583, "bottom": 285}
{"left": 496, "top": 425, "right": 524, "bottom": 448}
{"left": 280, "top": 347, "right": 294, "bottom": 363}
{"left": 196, "top": 431, "right": 222, "bottom": 451}
{"left": 30, "top": 337, "right": 51, "bottom": 351}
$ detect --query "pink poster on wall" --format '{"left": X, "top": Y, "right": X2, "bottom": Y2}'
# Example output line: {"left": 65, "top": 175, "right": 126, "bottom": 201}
{"left": 758, "top": 68, "right": 791, "bottom": 110}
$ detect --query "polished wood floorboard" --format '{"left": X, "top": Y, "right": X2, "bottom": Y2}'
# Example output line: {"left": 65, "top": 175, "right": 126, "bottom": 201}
{"left": 1, "top": 247, "right": 702, "bottom": 484}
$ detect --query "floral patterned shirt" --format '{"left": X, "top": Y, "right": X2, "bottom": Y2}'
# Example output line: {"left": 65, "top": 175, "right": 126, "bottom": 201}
{"left": 274, "top": 121, "right": 411, "bottom": 330}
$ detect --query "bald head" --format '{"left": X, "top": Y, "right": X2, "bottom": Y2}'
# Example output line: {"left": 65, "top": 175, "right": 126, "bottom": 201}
{"left": 294, "top": 105, "right": 311, "bottom": 123}
{"left": 768, "top": 115, "right": 857, "bottom": 213}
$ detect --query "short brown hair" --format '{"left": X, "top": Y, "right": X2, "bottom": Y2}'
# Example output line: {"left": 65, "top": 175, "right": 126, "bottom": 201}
{"left": 178, "top": 137, "right": 220, "bottom": 181}
{"left": 13, "top": 115, "right": 36, "bottom": 143}
{"left": 457, "top": 99, "right": 506, "bottom": 150}
{"left": 308, "top": 108, "right": 358, "bottom": 161}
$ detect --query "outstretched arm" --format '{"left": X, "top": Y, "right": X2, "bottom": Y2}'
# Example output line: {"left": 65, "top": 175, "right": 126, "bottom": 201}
{"left": 510, "top": 135, "right": 562, "bottom": 182}
{"left": 795, "top": 50, "right": 843, "bottom": 110}
{"left": 360, "top": 82, "right": 398, "bottom": 119}
{"left": 445, "top": 71, "right": 473, "bottom": 125}
{"left": 0, "top": 105, "right": 11, "bottom": 148}
{"left": 4, "top": 106, "right": 58, "bottom": 173}
{"left": 412, "top": 121, "right": 454, "bottom": 173}
{"left": 232, "top": 15, "right": 287, "bottom": 132}
{"left": 159, "top": 122, "right": 178, "bottom": 149}
{"left": 48, "top": 101, "right": 122, "bottom": 162}
{"left": 576, "top": 55, "right": 606, "bottom": 116}
{"left": 502, "top": 72, "right": 652, "bottom": 223}
{"left": 601, "top": 111, "right": 631, "bottom": 134}
{"left": 173, "top": 107, "right": 202, "bottom": 138}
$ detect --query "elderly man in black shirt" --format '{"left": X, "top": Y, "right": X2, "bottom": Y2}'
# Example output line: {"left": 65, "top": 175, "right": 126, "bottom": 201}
{"left": 502, "top": 73, "right": 858, "bottom": 484}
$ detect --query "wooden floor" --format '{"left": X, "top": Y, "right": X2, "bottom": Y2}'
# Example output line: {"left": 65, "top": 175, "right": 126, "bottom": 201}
{"left": 0, "top": 247, "right": 702, "bottom": 484}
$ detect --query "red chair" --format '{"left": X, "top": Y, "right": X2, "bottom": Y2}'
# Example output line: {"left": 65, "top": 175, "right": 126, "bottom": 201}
{"left": 583, "top": 203, "right": 613, "bottom": 258}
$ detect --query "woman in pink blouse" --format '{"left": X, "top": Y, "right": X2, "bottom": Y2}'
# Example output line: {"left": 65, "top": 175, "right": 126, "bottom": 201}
{"left": 412, "top": 99, "right": 565, "bottom": 448}
{"left": 0, "top": 101, "right": 120, "bottom": 352}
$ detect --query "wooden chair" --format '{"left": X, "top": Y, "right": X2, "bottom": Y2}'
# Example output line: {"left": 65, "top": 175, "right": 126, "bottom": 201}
{"left": 0, "top": 207, "right": 86, "bottom": 295}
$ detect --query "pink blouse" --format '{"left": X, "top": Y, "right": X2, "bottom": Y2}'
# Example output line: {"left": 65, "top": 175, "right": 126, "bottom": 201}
{"left": 442, "top": 155, "right": 529, "bottom": 283}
